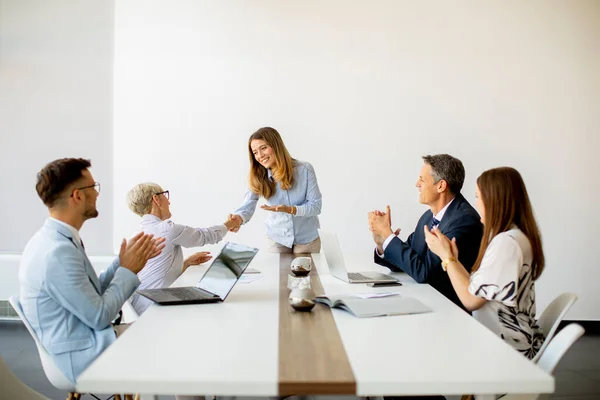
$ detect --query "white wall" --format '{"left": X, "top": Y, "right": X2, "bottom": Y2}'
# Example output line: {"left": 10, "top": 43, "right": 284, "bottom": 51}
{"left": 0, "top": 1, "right": 598, "bottom": 320}
{"left": 0, "top": 0, "right": 114, "bottom": 255}
{"left": 113, "top": 0, "right": 600, "bottom": 319}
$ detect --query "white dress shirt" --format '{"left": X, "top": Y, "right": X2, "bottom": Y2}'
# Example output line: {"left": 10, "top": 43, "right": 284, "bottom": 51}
{"left": 130, "top": 214, "right": 227, "bottom": 315}
{"left": 376, "top": 198, "right": 455, "bottom": 258}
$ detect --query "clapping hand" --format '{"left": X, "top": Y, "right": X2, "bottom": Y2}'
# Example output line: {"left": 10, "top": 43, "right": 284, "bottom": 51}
{"left": 368, "top": 206, "right": 400, "bottom": 253}
{"left": 225, "top": 214, "right": 242, "bottom": 232}
{"left": 368, "top": 205, "right": 400, "bottom": 238}
{"left": 423, "top": 225, "right": 458, "bottom": 261}
{"left": 119, "top": 232, "right": 166, "bottom": 274}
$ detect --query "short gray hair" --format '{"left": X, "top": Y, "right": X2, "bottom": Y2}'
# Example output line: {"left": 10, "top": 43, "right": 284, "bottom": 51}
{"left": 127, "top": 182, "right": 163, "bottom": 217}
{"left": 422, "top": 154, "right": 465, "bottom": 194}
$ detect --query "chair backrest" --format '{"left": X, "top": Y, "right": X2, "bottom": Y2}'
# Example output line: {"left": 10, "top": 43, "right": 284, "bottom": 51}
{"left": 503, "top": 324, "right": 585, "bottom": 400}
{"left": 537, "top": 293, "right": 578, "bottom": 334}
{"left": 533, "top": 293, "right": 577, "bottom": 363}
{"left": 8, "top": 296, "right": 76, "bottom": 391}
{"left": 537, "top": 323, "right": 585, "bottom": 374}
{"left": 0, "top": 354, "right": 50, "bottom": 400}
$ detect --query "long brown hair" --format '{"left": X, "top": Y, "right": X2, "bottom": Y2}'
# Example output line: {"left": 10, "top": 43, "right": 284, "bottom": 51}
{"left": 472, "top": 167, "right": 545, "bottom": 280}
{"left": 247, "top": 127, "right": 295, "bottom": 198}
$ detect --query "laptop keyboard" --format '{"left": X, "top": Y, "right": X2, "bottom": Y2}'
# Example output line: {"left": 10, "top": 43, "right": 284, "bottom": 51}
{"left": 347, "top": 272, "right": 396, "bottom": 282}
{"left": 347, "top": 272, "right": 374, "bottom": 281}
{"left": 167, "top": 287, "right": 209, "bottom": 300}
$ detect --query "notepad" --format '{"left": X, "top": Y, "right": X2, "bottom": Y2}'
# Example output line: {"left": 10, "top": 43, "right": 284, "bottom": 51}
{"left": 314, "top": 294, "right": 432, "bottom": 318}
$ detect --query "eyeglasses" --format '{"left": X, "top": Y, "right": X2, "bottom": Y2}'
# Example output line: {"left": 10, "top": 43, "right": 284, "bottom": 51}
{"left": 155, "top": 190, "right": 169, "bottom": 200}
{"left": 73, "top": 182, "right": 101, "bottom": 195}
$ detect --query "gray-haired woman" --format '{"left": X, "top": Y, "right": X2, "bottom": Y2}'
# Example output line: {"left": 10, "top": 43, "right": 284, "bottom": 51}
{"left": 126, "top": 182, "right": 240, "bottom": 315}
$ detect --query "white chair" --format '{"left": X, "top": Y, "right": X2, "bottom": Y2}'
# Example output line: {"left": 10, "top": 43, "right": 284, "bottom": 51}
{"left": 502, "top": 323, "right": 585, "bottom": 400}
{"left": 532, "top": 292, "right": 578, "bottom": 363}
{"left": 10, "top": 296, "right": 142, "bottom": 400}
{"left": 9, "top": 296, "right": 77, "bottom": 393}
{"left": 0, "top": 353, "right": 50, "bottom": 400}
{"left": 536, "top": 323, "right": 584, "bottom": 375}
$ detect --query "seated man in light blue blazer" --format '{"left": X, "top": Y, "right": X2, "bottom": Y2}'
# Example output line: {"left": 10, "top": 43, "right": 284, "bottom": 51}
{"left": 19, "top": 158, "right": 165, "bottom": 384}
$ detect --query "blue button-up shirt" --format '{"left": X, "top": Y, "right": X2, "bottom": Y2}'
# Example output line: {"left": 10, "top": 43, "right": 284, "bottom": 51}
{"left": 234, "top": 160, "right": 322, "bottom": 248}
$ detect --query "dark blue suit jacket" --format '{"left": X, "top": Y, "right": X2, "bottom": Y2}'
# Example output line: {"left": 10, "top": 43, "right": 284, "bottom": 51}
{"left": 375, "top": 193, "right": 483, "bottom": 311}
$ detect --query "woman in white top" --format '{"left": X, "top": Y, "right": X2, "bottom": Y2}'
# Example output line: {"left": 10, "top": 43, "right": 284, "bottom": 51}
{"left": 127, "top": 183, "right": 239, "bottom": 315}
{"left": 424, "top": 167, "right": 545, "bottom": 360}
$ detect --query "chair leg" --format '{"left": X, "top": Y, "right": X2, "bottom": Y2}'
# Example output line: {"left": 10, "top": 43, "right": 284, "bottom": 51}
{"left": 125, "top": 395, "right": 135, "bottom": 400}
{"left": 66, "top": 394, "right": 75, "bottom": 400}
{"left": 115, "top": 395, "right": 123, "bottom": 400}
{"left": 73, "top": 394, "right": 82, "bottom": 399}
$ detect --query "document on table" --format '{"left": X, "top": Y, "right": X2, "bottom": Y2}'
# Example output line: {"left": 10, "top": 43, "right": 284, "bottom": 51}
{"left": 315, "top": 293, "right": 431, "bottom": 318}
{"left": 239, "top": 274, "right": 264, "bottom": 284}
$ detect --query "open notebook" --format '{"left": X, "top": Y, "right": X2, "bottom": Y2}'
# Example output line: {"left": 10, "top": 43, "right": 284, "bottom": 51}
{"left": 315, "top": 294, "right": 432, "bottom": 318}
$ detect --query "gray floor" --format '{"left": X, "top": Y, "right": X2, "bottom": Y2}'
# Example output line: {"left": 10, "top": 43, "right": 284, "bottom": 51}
{"left": 1, "top": 320, "right": 600, "bottom": 400}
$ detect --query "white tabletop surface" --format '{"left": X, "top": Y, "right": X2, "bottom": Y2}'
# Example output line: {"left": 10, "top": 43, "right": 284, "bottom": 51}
{"left": 78, "top": 250, "right": 281, "bottom": 396}
{"left": 77, "top": 250, "right": 554, "bottom": 397}
{"left": 314, "top": 252, "right": 554, "bottom": 397}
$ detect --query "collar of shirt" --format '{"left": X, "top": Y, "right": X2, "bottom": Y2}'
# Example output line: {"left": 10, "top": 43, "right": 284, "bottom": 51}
{"left": 434, "top": 197, "right": 455, "bottom": 223}
{"left": 49, "top": 217, "right": 81, "bottom": 244}
{"left": 267, "top": 168, "right": 274, "bottom": 182}
{"left": 142, "top": 214, "right": 162, "bottom": 223}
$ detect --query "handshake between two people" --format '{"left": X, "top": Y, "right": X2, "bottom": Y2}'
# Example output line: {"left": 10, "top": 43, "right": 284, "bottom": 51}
{"left": 225, "top": 214, "right": 242, "bottom": 233}
{"left": 117, "top": 212, "right": 244, "bottom": 275}
{"left": 119, "top": 205, "right": 299, "bottom": 275}
{"left": 181, "top": 214, "right": 244, "bottom": 272}
{"left": 225, "top": 203, "right": 296, "bottom": 234}
{"left": 117, "top": 213, "right": 245, "bottom": 275}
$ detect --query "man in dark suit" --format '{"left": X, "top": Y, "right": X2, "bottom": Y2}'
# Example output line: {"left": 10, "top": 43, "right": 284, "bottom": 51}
{"left": 369, "top": 154, "right": 482, "bottom": 312}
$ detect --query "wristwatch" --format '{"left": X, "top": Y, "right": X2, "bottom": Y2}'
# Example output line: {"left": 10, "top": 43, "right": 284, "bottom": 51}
{"left": 442, "top": 257, "right": 457, "bottom": 271}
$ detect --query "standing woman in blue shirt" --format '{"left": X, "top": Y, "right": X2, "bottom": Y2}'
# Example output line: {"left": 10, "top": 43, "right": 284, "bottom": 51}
{"left": 230, "top": 127, "right": 323, "bottom": 253}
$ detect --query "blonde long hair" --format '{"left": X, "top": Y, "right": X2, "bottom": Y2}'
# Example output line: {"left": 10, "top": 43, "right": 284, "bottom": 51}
{"left": 248, "top": 127, "right": 295, "bottom": 199}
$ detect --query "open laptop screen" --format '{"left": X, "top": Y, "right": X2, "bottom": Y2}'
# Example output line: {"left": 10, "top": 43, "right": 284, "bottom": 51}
{"left": 195, "top": 242, "right": 259, "bottom": 300}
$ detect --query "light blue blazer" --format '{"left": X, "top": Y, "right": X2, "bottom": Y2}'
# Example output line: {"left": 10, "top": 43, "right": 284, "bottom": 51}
{"left": 18, "top": 219, "right": 140, "bottom": 384}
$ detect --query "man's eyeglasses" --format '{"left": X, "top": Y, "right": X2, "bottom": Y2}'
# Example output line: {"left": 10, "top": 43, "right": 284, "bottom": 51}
{"left": 155, "top": 190, "right": 170, "bottom": 200}
{"left": 73, "top": 182, "right": 101, "bottom": 195}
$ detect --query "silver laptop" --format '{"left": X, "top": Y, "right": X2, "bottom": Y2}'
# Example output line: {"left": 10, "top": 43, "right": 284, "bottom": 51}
{"left": 318, "top": 229, "right": 398, "bottom": 284}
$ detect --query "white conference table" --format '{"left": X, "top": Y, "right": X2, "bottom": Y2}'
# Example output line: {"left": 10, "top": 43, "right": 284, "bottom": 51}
{"left": 77, "top": 250, "right": 554, "bottom": 399}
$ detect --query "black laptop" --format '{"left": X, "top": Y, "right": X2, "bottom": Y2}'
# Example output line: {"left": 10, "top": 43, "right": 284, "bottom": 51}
{"left": 136, "top": 242, "right": 259, "bottom": 305}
